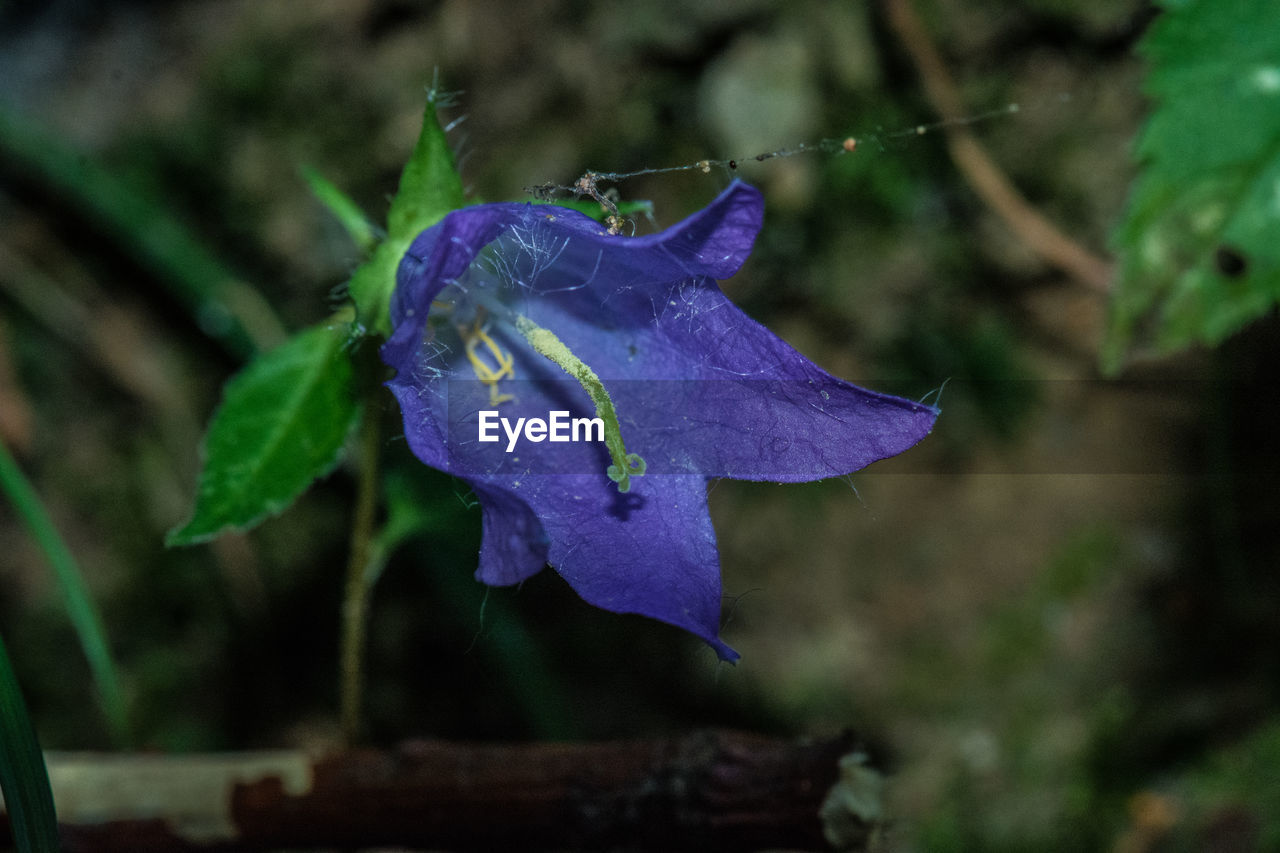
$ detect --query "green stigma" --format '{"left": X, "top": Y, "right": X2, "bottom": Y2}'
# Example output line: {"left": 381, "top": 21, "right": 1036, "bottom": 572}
{"left": 515, "top": 315, "right": 647, "bottom": 493}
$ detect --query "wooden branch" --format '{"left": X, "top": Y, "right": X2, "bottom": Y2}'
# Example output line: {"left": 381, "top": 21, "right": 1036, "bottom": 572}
{"left": 883, "top": 0, "right": 1115, "bottom": 293}
{"left": 1, "top": 730, "right": 876, "bottom": 852}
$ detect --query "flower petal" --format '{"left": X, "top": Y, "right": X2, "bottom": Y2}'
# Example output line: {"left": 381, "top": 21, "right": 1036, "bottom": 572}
{"left": 470, "top": 481, "right": 549, "bottom": 586}
{"left": 482, "top": 472, "right": 738, "bottom": 661}
{"left": 383, "top": 180, "right": 937, "bottom": 659}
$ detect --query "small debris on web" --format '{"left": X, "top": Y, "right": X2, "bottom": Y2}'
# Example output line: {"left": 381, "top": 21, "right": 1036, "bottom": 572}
{"left": 525, "top": 103, "right": 1020, "bottom": 233}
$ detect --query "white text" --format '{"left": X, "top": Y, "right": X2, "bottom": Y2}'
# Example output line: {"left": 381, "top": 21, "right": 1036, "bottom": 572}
{"left": 478, "top": 410, "right": 605, "bottom": 452}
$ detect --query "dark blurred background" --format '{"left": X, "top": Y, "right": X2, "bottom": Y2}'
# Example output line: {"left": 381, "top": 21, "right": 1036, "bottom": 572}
{"left": 2, "top": 0, "right": 1278, "bottom": 849}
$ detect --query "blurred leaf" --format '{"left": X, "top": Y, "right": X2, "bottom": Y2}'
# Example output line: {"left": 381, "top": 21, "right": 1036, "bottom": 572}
{"left": 301, "top": 165, "right": 380, "bottom": 254}
{"left": 356, "top": 469, "right": 444, "bottom": 591}
{"left": 168, "top": 322, "right": 358, "bottom": 545}
{"left": 886, "top": 312, "right": 1037, "bottom": 447}
{"left": 0, "top": 104, "right": 284, "bottom": 359}
{"left": 349, "top": 95, "right": 465, "bottom": 336}
{"left": 369, "top": 466, "right": 575, "bottom": 737}
{"left": 1106, "top": 0, "right": 1280, "bottom": 371}
{"left": 0, "top": 633, "right": 60, "bottom": 853}
{"left": 1178, "top": 717, "right": 1280, "bottom": 848}
{"left": 377, "top": 468, "right": 453, "bottom": 558}
{"left": 0, "top": 439, "right": 130, "bottom": 746}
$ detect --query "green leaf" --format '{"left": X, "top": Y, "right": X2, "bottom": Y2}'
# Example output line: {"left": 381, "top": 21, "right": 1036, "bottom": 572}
{"left": 349, "top": 93, "right": 466, "bottom": 336}
{"left": 302, "top": 165, "right": 380, "bottom": 254}
{"left": 167, "top": 322, "right": 359, "bottom": 545}
{"left": 0, "top": 633, "right": 61, "bottom": 853}
{"left": 1106, "top": 0, "right": 1280, "bottom": 371}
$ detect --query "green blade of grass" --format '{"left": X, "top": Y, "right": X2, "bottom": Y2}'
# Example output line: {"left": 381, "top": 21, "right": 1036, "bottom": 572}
{"left": 0, "top": 438, "right": 129, "bottom": 746}
{"left": 0, "top": 632, "right": 61, "bottom": 853}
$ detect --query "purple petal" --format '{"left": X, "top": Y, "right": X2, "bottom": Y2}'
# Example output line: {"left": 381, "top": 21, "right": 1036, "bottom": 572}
{"left": 382, "top": 181, "right": 937, "bottom": 659}
{"left": 484, "top": 472, "right": 738, "bottom": 661}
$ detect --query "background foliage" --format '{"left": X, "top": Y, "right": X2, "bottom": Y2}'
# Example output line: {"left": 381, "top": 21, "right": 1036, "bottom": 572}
{"left": 2, "top": 0, "right": 1278, "bottom": 849}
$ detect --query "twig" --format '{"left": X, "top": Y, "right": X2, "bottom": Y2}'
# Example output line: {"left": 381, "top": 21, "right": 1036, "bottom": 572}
{"left": 4, "top": 731, "right": 873, "bottom": 852}
{"left": 883, "top": 0, "right": 1114, "bottom": 293}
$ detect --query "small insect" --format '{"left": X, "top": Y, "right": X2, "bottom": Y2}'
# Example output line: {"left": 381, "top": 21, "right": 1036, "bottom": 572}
{"left": 842, "top": 137, "right": 858, "bottom": 153}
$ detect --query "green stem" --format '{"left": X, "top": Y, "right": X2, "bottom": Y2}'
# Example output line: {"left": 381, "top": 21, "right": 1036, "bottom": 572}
{"left": 0, "top": 632, "right": 60, "bottom": 853}
{"left": 339, "top": 395, "right": 383, "bottom": 745}
{"left": 0, "top": 437, "right": 130, "bottom": 747}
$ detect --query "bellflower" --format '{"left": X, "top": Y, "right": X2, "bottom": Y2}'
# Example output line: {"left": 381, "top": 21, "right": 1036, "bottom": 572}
{"left": 382, "top": 181, "right": 937, "bottom": 660}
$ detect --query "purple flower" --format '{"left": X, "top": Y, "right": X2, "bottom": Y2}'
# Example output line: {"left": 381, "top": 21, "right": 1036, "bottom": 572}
{"left": 382, "top": 181, "right": 937, "bottom": 661}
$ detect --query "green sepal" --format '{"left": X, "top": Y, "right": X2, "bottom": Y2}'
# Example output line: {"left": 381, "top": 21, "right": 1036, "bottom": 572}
{"left": 302, "top": 165, "right": 380, "bottom": 255}
{"left": 1106, "top": 0, "right": 1280, "bottom": 372}
{"left": 346, "top": 239, "right": 415, "bottom": 338}
{"left": 167, "top": 322, "right": 359, "bottom": 545}
{"left": 348, "top": 94, "right": 466, "bottom": 336}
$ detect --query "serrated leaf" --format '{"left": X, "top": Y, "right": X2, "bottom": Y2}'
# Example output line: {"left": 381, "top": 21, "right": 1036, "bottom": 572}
{"left": 168, "top": 322, "right": 359, "bottom": 545}
{"left": 350, "top": 95, "right": 466, "bottom": 336}
{"left": 1107, "top": 0, "right": 1280, "bottom": 371}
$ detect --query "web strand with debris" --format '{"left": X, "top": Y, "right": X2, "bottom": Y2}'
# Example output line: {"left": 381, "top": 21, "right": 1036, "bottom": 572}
{"left": 524, "top": 103, "right": 1020, "bottom": 230}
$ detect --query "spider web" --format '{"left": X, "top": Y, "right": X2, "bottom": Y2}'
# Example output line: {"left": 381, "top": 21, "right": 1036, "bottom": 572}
{"left": 524, "top": 103, "right": 1021, "bottom": 225}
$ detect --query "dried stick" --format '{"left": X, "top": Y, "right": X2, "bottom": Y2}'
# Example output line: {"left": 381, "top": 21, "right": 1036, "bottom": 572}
{"left": 883, "top": 0, "right": 1114, "bottom": 293}
{"left": 3, "top": 731, "right": 875, "bottom": 852}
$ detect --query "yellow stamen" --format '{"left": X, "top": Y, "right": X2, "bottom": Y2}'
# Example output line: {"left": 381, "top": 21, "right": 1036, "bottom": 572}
{"left": 459, "top": 307, "right": 515, "bottom": 406}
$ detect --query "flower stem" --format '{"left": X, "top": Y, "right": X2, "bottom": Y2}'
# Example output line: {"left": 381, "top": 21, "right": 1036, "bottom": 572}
{"left": 340, "top": 393, "right": 382, "bottom": 745}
